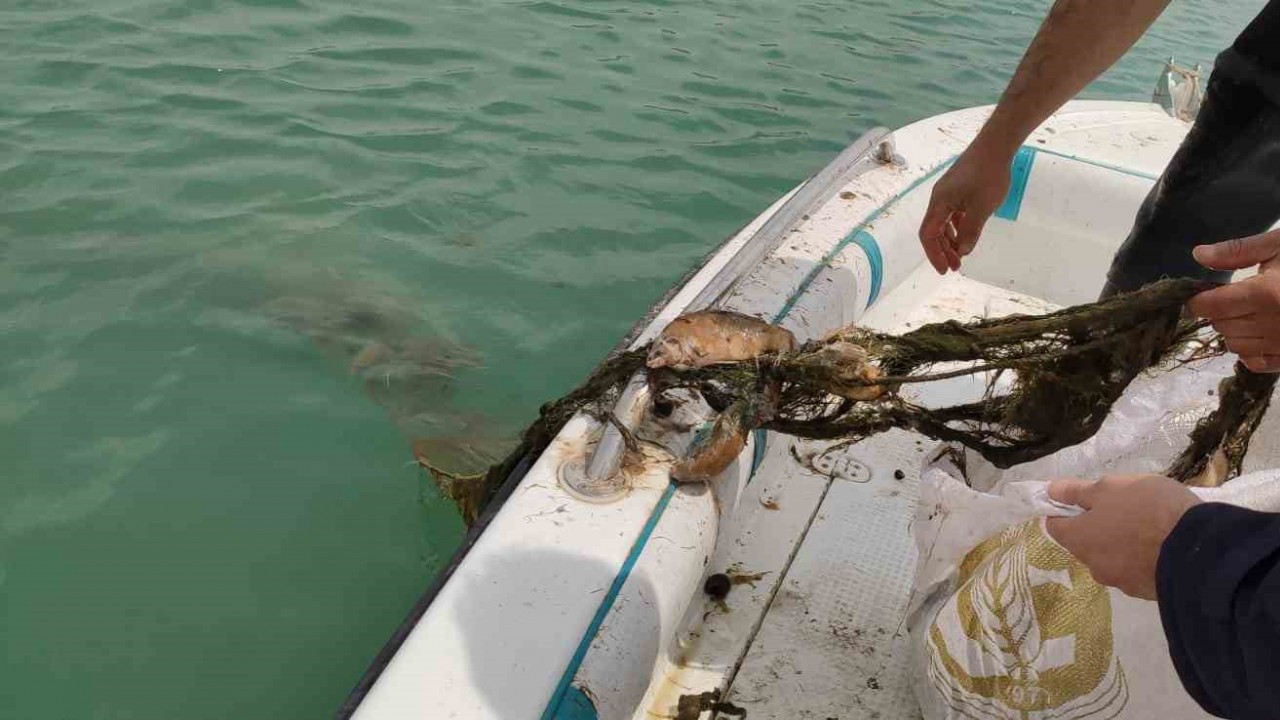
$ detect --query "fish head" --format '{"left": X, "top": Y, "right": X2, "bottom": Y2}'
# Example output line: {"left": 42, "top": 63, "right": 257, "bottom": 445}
{"left": 647, "top": 336, "right": 688, "bottom": 369}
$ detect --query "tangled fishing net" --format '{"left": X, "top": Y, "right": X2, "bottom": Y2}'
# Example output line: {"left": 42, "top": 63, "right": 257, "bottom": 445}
{"left": 426, "top": 279, "right": 1275, "bottom": 524}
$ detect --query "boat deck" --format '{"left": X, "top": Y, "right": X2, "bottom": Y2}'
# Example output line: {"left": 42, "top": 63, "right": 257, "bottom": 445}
{"left": 347, "top": 101, "right": 1279, "bottom": 720}
{"left": 660, "top": 273, "right": 1059, "bottom": 719}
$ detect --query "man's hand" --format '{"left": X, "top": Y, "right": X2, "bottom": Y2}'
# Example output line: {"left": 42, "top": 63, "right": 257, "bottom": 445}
{"left": 1045, "top": 474, "right": 1201, "bottom": 600}
{"left": 917, "top": 145, "right": 1012, "bottom": 274}
{"left": 916, "top": 0, "right": 1173, "bottom": 275}
{"left": 1188, "top": 229, "right": 1280, "bottom": 373}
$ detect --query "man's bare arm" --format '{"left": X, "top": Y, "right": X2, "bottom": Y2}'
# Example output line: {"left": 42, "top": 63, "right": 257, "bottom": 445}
{"left": 975, "top": 0, "right": 1173, "bottom": 157}
{"left": 919, "top": 0, "right": 1173, "bottom": 273}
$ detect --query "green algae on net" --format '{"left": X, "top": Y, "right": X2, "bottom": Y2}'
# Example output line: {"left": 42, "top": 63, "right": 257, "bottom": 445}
{"left": 418, "top": 279, "right": 1275, "bottom": 526}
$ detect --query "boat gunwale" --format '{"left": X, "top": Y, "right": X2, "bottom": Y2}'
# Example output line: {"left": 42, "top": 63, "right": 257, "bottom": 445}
{"left": 334, "top": 100, "right": 1184, "bottom": 720}
{"left": 334, "top": 126, "right": 901, "bottom": 718}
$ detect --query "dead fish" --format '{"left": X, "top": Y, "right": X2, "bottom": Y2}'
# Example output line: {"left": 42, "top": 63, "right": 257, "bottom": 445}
{"left": 807, "top": 340, "right": 886, "bottom": 401}
{"left": 671, "top": 380, "right": 782, "bottom": 484}
{"left": 647, "top": 310, "right": 796, "bottom": 370}
{"left": 671, "top": 406, "right": 750, "bottom": 483}
{"left": 671, "top": 385, "right": 780, "bottom": 483}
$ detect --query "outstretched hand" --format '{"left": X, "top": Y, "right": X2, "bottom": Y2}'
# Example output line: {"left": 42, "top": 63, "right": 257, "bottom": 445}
{"left": 1188, "top": 229, "right": 1280, "bottom": 373}
{"left": 918, "top": 145, "right": 1012, "bottom": 274}
{"left": 1045, "top": 474, "right": 1201, "bottom": 600}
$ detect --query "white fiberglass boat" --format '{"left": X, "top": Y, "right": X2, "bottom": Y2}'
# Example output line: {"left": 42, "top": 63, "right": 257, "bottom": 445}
{"left": 338, "top": 66, "right": 1268, "bottom": 720}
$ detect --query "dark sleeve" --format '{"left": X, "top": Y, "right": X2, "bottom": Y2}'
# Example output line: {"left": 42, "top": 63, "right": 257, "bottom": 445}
{"left": 1157, "top": 502, "right": 1280, "bottom": 720}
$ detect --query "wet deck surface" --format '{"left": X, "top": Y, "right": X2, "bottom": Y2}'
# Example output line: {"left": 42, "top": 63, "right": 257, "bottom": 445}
{"left": 722, "top": 275, "right": 1058, "bottom": 719}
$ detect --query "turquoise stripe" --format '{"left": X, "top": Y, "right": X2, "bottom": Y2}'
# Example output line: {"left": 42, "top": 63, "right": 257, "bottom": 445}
{"left": 772, "top": 157, "right": 956, "bottom": 323}
{"left": 849, "top": 230, "right": 884, "bottom": 306}
{"left": 550, "top": 686, "right": 598, "bottom": 720}
{"left": 771, "top": 144, "right": 1155, "bottom": 325}
{"left": 541, "top": 483, "right": 677, "bottom": 720}
{"left": 1031, "top": 145, "right": 1159, "bottom": 181}
{"left": 995, "top": 146, "right": 1037, "bottom": 221}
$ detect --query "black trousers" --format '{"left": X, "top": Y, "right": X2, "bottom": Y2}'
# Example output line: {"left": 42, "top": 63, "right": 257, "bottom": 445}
{"left": 1102, "top": 50, "right": 1280, "bottom": 298}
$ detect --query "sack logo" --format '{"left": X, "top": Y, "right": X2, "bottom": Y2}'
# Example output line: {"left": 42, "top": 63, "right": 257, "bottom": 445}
{"left": 927, "top": 520, "right": 1128, "bottom": 719}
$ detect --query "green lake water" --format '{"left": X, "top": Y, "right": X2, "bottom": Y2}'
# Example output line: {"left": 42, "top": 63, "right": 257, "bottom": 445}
{"left": 0, "top": 0, "right": 1264, "bottom": 717}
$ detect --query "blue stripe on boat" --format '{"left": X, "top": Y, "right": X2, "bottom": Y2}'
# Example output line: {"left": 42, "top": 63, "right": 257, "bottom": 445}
{"left": 773, "top": 158, "right": 956, "bottom": 323}
{"left": 541, "top": 482, "right": 676, "bottom": 720}
{"left": 550, "top": 686, "right": 598, "bottom": 720}
{"left": 850, "top": 230, "right": 883, "bottom": 306}
{"left": 1032, "top": 145, "right": 1159, "bottom": 181}
{"left": 995, "top": 146, "right": 1037, "bottom": 221}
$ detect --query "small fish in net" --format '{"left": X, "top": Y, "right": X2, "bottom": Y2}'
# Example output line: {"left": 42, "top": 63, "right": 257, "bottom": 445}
{"left": 421, "top": 279, "right": 1275, "bottom": 525}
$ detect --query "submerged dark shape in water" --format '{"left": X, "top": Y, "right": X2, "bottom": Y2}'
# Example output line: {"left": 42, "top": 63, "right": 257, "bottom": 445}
{"left": 420, "top": 279, "right": 1274, "bottom": 525}
{"left": 265, "top": 294, "right": 479, "bottom": 373}
{"left": 264, "top": 289, "right": 508, "bottom": 520}
{"left": 264, "top": 294, "right": 416, "bottom": 348}
{"left": 411, "top": 435, "right": 511, "bottom": 476}
{"left": 353, "top": 335, "right": 481, "bottom": 417}
{"left": 412, "top": 432, "right": 516, "bottom": 524}
{"left": 264, "top": 292, "right": 482, "bottom": 432}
